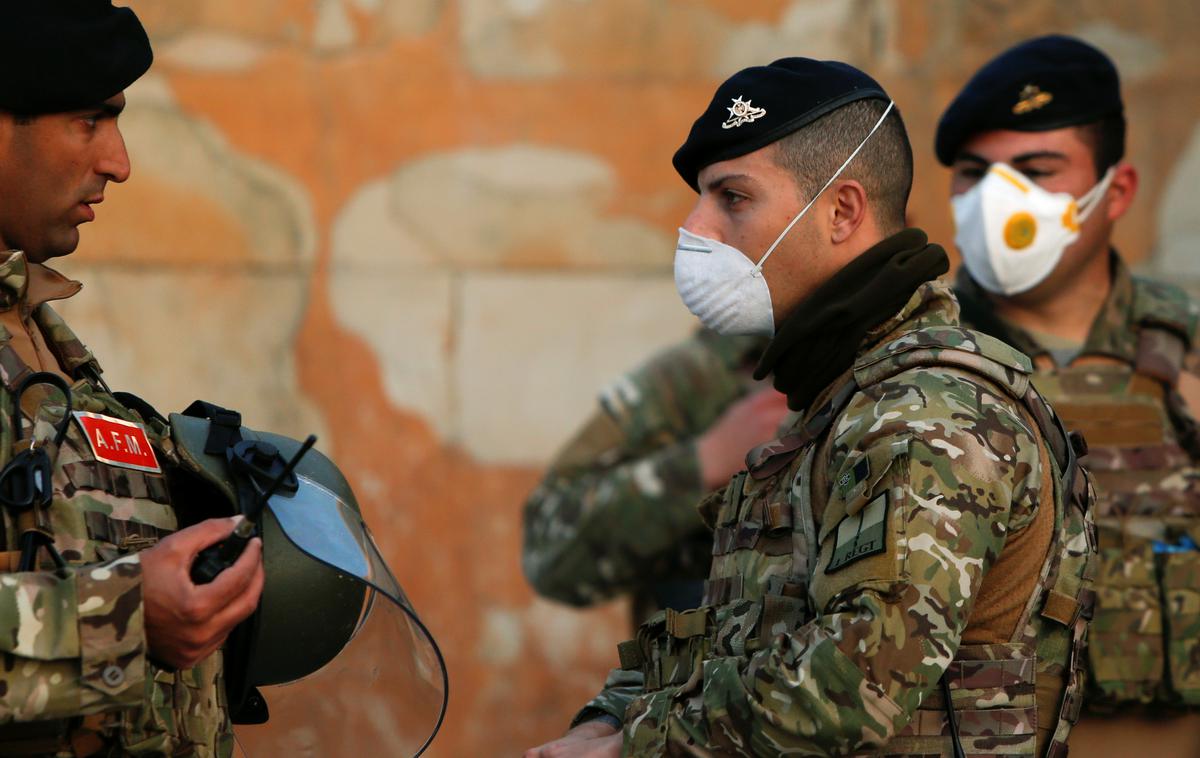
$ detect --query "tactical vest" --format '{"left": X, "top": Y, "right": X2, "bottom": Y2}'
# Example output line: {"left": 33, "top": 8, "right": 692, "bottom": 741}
{"left": 0, "top": 305, "right": 231, "bottom": 757}
{"left": 1027, "top": 282, "right": 1200, "bottom": 710}
{"left": 619, "top": 327, "right": 1096, "bottom": 757}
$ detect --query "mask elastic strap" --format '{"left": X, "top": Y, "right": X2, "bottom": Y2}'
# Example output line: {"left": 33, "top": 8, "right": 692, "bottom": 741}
{"left": 753, "top": 99, "right": 896, "bottom": 275}
{"left": 1075, "top": 165, "right": 1116, "bottom": 223}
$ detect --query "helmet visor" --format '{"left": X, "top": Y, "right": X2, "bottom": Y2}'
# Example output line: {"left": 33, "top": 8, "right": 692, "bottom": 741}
{"left": 234, "top": 476, "right": 448, "bottom": 757}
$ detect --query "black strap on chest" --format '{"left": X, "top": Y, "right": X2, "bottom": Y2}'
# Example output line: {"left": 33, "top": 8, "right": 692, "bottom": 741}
{"left": 0, "top": 372, "right": 74, "bottom": 572}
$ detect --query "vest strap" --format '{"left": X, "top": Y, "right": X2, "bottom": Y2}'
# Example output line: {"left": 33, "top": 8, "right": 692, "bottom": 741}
{"left": 1041, "top": 587, "right": 1095, "bottom": 628}
{"left": 1134, "top": 325, "right": 1186, "bottom": 387}
{"left": 617, "top": 639, "right": 643, "bottom": 671}
{"left": 665, "top": 607, "right": 709, "bottom": 639}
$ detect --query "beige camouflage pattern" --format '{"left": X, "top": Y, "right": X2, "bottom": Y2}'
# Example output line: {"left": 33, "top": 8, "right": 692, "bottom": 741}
{"left": 958, "top": 257, "right": 1200, "bottom": 711}
{"left": 0, "top": 252, "right": 232, "bottom": 757}
{"left": 581, "top": 281, "right": 1095, "bottom": 756}
{"left": 523, "top": 330, "right": 767, "bottom": 624}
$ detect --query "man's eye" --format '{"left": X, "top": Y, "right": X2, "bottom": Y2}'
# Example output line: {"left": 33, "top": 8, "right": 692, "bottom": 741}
{"left": 722, "top": 190, "right": 747, "bottom": 207}
{"left": 956, "top": 167, "right": 984, "bottom": 180}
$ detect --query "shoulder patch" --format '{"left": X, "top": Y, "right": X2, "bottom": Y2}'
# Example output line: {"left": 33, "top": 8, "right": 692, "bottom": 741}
{"left": 836, "top": 456, "right": 870, "bottom": 500}
{"left": 826, "top": 491, "right": 888, "bottom": 573}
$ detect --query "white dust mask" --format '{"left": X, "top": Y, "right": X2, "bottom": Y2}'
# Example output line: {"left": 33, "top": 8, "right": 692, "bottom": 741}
{"left": 674, "top": 227, "right": 774, "bottom": 335}
{"left": 673, "top": 100, "right": 896, "bottom": 335}
{"left": 952, "top": 162, "right": 1114, "bottom": 296}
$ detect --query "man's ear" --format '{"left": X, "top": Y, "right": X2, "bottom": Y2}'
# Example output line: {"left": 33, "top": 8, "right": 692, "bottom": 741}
{"left": 829, "top": 179, "right": 868, "bottom": 244}
{"left": 1104, "top": 162, "right": 1137, "bottom": 223}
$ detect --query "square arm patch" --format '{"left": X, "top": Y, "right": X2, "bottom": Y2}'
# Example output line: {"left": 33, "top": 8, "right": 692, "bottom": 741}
{"left": 826, "top": 492, "right": 889, "bottom": 573}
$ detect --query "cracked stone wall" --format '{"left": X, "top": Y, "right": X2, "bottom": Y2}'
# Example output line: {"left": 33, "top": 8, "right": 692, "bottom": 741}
{"left": 51, "top": 1, "right": 1200, "bottom": 755}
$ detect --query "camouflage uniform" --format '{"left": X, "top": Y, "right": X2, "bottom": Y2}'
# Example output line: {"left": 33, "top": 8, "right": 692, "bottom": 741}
{"left": 957, "top": 256, "right": 1200, "bottom": 712}
{"left": 0, "top": 252, "right": 232, "bottom": 757}
{"left": 522, "top": 331, "right": 767, "bottom": 624}
{"left": 580, "top": 281, "right": 1095, "bottom": 757}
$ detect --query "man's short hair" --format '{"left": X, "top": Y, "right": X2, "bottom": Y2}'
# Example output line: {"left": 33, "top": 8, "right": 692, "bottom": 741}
{"left": 772, "top": 99, "right": 913, "bottom": 233}
{"left": 1076, "top": 112, "right": 1126, "bottom": 178}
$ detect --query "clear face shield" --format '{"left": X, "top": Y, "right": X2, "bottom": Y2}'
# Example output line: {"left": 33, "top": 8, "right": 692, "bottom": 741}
{"left": 231, "top": 475, "right": 448, "bottom": 758}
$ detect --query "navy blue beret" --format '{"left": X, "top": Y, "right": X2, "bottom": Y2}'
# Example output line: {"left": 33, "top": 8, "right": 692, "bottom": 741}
{"left": 935, "top": 35, "right": 1122, "bottom": 166}
{"left": 0, "top": 1, "right": 152, "bottom": 115}
{"left": 673, "top": 58, "right": 890, "bottom": 191}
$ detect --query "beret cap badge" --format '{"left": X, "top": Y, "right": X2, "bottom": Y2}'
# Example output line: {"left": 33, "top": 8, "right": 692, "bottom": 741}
{"left": 722, "top": 96, "right": 767, "bottom": 130}
{"left": 1012, "top": 84, "right": 1054, "bottom": 115}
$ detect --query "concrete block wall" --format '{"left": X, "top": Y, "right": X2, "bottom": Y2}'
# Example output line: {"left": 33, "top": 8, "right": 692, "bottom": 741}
{"left": 49, "top": 1, "right": 1200, "bottom": 754}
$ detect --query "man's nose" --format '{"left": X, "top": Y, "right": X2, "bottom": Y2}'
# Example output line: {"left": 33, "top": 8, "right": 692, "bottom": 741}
{"left": 681, "top": 203, "right": 721, "bottom": 243}
{"left": 97, "top": 128, "right": 131, "bottom": 184}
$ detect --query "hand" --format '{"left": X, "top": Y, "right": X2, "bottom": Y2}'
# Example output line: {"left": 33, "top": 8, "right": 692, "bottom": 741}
{"left": 697, "top": 386, "right": 790, "bottom": 489}
{"left": 524, "top": 721, "right": 621, "bottom": 758}
{"left": 140, "top": 517, "right": 265, "bottom": 669}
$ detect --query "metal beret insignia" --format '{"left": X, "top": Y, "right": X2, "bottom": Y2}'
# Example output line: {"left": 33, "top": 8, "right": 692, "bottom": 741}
{"left": 1012, "top": 84, "right": 1054, "bottom": 115}
{"left": 722, "top": 96, "right": 766, "bottom": 129}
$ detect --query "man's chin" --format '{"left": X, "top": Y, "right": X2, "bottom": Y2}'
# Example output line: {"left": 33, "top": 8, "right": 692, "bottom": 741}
{"left": 30, "top": 229, "right": 82, "bottom": 263}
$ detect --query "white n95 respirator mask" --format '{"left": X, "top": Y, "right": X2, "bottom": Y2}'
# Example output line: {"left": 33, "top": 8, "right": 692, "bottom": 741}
{"left": 674, "top": 227, "right": 775, "bottom": 335}
{"left": 951, "top": 162, "right": 1114, "bottom": 296}
{"left": 674, "top": 101, "right": 896, "bottom": 336}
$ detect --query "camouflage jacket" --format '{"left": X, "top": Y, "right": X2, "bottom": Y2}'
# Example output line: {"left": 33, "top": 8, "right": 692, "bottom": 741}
{"left": 522, "top": 330, "right": 766, "bottom": 624}
{"left": 957, "top": 257, "right": 1200, "bottom": 710}
{"left": 582, "top": 281, "right": 1095, "bottom": 756}
{"left": 0, "top": 252, "right": 231, "bottom": 757}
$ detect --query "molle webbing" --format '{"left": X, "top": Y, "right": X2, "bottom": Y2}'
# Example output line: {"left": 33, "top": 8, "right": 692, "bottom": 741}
{"left": 883, "top": 644, "right": 1037, "bottom": 757}
{"left": 62, "top": 460, "right": 171, "bottom": 503}
{"left": 83, "top": 511, "right": 172, "bottom": 549}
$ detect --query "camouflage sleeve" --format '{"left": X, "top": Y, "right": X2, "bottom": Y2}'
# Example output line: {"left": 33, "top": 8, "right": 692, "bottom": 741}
{"left": 641, "top": 368, "right": 1043, "bottom": 755}
{"left": 571, "top": 668, "right": 645, "bottom": 727}
{"left": 522, "top": 333, "right": 755, "bottom": 606}
{"left": 0, "top": 553, "right": 147, "bottom": 722}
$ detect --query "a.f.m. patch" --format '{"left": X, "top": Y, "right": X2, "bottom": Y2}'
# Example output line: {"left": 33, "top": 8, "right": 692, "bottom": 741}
{"left": 825, "top": 492, "right": 888, "bottom": 573}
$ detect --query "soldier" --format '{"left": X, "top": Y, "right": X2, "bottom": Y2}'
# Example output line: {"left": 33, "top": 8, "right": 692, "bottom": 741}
{"left": 527, "top": 57, "right": 1094, "bottom": 758}
{"left": 521, "top": 329, "right": 782, "bottom": 627}
{"left": 937, "top": 35, "right": 1200, "bottom": 755}
{"left": 0, "top": 3, "right": 264, "bottom": 755}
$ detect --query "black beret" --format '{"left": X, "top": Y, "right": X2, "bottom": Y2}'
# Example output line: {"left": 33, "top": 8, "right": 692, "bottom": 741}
{"left": 935, "top": 35, "right": 1122, "bottom": 166}
{"left": 673, "top": 58, "right": 890, "bottom": 191}
{"left": 0, "top": 1, "right": 152, "bottom": 115}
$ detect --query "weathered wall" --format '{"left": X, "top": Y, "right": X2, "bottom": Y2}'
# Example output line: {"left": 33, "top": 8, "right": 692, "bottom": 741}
{"left": 51, "top": 1, "right": 1199, "bottom": 755}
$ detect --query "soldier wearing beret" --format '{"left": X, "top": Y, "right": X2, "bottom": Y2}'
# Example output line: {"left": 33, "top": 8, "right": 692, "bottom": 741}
{"left": 0, "top": 3, "right": 263, "bottom": 755}
{"left": 527, "top": 56, "right": 1095, "bottom": 758}
{"left": 938, "top": 34, "right": 1200, "bottom": 756}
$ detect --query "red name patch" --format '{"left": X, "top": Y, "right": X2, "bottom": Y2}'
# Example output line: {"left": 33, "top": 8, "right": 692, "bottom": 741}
{"left": 73, "top": 412, "right": 161, "bottom": 474}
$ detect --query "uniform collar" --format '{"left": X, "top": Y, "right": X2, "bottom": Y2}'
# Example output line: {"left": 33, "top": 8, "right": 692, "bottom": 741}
{"left": 954, "top": 250, "right": 1135, "bottom": 364}
{"left": 0, "top": 250, "right": 83, "bottom": 312}
{"left": 862, "top": 279, "right": 962, "bottom": 352}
